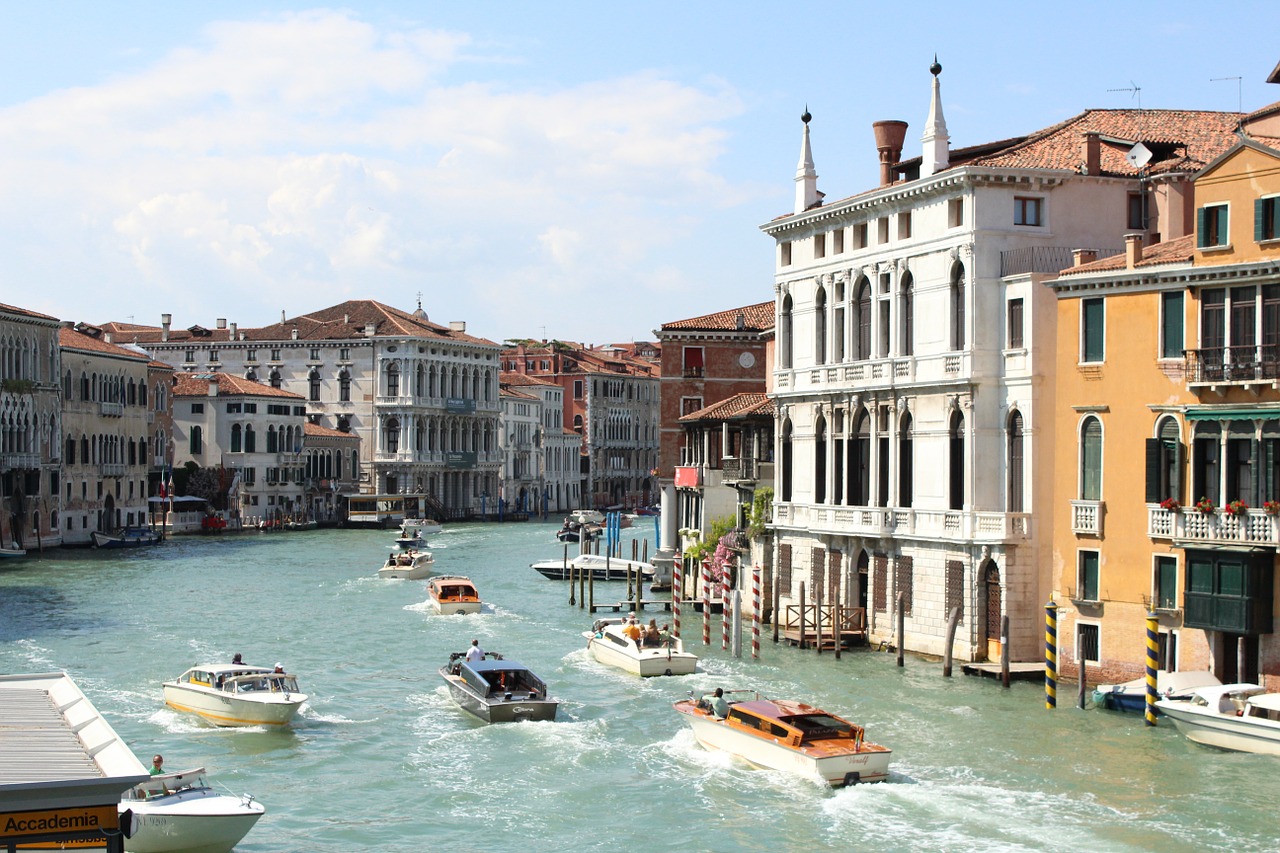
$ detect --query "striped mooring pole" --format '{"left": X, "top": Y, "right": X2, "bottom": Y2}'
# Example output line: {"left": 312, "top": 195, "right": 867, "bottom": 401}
{"left": 1044, "top": 599, "right": 1058, "bottom": 709}
{"left": 721, "top": 566, "right": 731, "bottom": 651}
{"left": 1145, "top": 611, "right": 1160, "bottom": 726}
{"left": 672, "top": 554, "right": 682, "bottom": 640}
{"left": 701, "top": 560, "right": 711, "bottom": 646}
{"left": 751, "top": 565, "right": 761, "bottom": 660}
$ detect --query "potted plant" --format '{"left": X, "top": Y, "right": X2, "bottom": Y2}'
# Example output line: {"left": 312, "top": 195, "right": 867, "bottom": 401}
{"left": 1224, "top": 499, "right": 1250, "bottom": 517}
{"left": 1159, "top": 498, "right": 1181, "bottom": 513}
{"left": 1194, "top": 497, "right": 1216, "bottom": 514}
{"left": 1265, "top": 500, "right": 1280, "bottom": 516}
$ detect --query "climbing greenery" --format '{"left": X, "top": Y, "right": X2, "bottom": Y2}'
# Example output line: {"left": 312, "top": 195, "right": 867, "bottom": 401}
{"left": 747, "top": 487, "right": 773, "bottom": 539}
{"left": 684, "top": 515, "right": 736, "bottom": 563}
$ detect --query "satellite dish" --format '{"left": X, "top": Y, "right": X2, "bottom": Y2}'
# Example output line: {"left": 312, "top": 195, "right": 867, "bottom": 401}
{"left": 1126, "top": 142, "right": 1153, "bottom": 169}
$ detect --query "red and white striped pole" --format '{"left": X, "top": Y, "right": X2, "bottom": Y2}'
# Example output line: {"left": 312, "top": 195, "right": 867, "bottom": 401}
{"left": 752, "top": 564, "right": 761, "bottom": 660}
{"left": 701, "top": 559, "right": 711, "bottom": 646}
{"left": 721, "top": 563, "right": 731, "bottom": 651}
{"left": 672, "top": 553, "right": 682, "bottom": 640}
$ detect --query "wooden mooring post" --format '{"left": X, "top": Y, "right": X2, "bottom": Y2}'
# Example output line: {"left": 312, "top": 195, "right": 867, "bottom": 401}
{"left": 1000, "top": 615, "right": 1011, "bottom": 689}
{"left": 896, "top": 592, "right": 905, "bottom": 668}
{"left": 798, "top": 582, "right": 807, "bottom": 651}
{"left": 772, "top": 572, "right": 781, "bottom": 645}
{"left": 943, "top": 606, "right": 961, "bottom": 677}
{"left": 815, "top": 583, "right": 823, "bottom": 655}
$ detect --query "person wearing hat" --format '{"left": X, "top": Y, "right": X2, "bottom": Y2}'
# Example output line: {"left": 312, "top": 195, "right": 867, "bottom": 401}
{"left": 273, "top": 663, "right": 284, "bottom": 673}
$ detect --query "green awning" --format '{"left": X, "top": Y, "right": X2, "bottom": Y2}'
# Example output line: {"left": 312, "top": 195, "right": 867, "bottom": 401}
{"left": 1184, "top": 408, "right": 1280, "bottom": 421}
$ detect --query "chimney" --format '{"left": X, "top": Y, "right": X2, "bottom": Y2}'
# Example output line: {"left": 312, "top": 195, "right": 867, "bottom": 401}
{"left": 450, "top": 321, "right": 466, "bottom": 333}
{"left": 1081, "top": 132, "right": 1101, "bottom": 175}
{"left": 364, "top": 323, "right": 376, "bottom": 338}
{"left": 872, "top": 120, "right": 908, "bottom": 188}
{"left": 208, "top": 376, "right": 219, "bottom": 397}
{"left": 291, "top": 327, "right": 299, "bottom": 341}
{"left": 229, "top": 322, "right": 237, "bottom": 339}
{"left": 1072, "top": 248, "right": 1099, "bottom": 267}
{"left": 161, "top": 313, "right": 172, "bottom": 342}
{"left": 343, "top": 314, "right": 349, "bottom": 324}
{"left": 281, "top": 310, "right": 286, "bottom": 323}
{"left": 216, "top": 318, "right": 227, "bottom": 330}
{"left": 1125, "top": 233, "right": 1144, "bottom": 269}
{"left": 104, "top": 333, "right": 113, "bottom": 344}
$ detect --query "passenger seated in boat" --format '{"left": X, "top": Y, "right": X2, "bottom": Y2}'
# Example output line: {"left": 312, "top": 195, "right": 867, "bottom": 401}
{"left": 709, "top": 688, "right": 730, "bottom": 719}
{"left": 658, "top": 624, "right": 672, "bottom": 647}
{"left": 644, "top": 620, "right": 661, "bottom": 647}
{"left": 623, "top": 618, "right": 642, "bottom": 646}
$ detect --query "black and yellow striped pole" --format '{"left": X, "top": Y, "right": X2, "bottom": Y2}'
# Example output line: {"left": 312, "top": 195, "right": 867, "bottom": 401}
{"left": 1145, "top": 611, "right": 1159, "bottom": 726}
{"left": 1045, "top": 599, "right": 1058, "bottom": 709}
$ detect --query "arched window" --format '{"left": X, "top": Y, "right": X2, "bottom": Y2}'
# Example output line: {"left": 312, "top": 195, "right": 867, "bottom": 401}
{"left": 899, "top": 412, "right": 913, "bottom": 508}
{"left": 900, "top": 272, "right": 914, "bottom": 356}
{"left": 832, "top": 282, "right": 846, "bottom": 363}
{"left": 245, "top": 424, "right": 256, "bottom": 452}
{"left": 951, "top": 262, "right": 966, "bottom": 351}
{"left": 780, "top": 419, "right": 793, "bottom": 502}
{"left": 385, "top": 363, "right": 400, "bottom": 397}
{"left": 814, "top": 415, "right": 827, "bottom": 504}
{"left": 416, "top": 364, "right": 425, "bottom": 397}
{"left": 814, "top": 286, "right": 827, "bottom": 365}
{"left": 266, "top": 425, "right": 278, "bottom": 454}
{"left": 385, "top": 417, "right": 400, "bottom": 453}
{"left": 231, "top": 424, "right": 242, "bottom": 452}
{"left": 1008, "top": 411, "right": 1024, "bottom": 512}
{"left": 309, "top": 369, "right": 321, "bottom": 402}
{"left": 856, "top": 278, "right": 871, "bottom": 360}
{"left": 780, "top": 295, "right": 793, "bottom": 369}
{"left": 190, "top": 425, "right": 203, "bottom": 455}
{"left": 1080, "top": 416, "right": 1102, "bottom": 501}
{"left": 269, "top": 369, "right": 281, "bottom": 389}
{"left": 1192, "top": 421, "right": 1220, "bottom": 504}
{"left": 949, "top": 410, "right": 965, "bottom": 510}
{"left": 851, "top": 408, "right": 870, "bottom": 506}
{"left": 338, "top": 369, "right": 351, "bottom": 402}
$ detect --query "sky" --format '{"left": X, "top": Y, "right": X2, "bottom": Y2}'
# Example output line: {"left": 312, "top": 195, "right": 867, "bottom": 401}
{"left": 1, "top": 2, "right": 1278, "bottom": 347}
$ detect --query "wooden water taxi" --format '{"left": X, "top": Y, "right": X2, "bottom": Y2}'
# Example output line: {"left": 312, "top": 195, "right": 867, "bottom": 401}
{"left": 428, "top": 575, "right": 482, "bottom": 615}
{"left": 162, "top": 664, "right": 307, "bottom": 727}
{"left": 673, "top": 691, "right": 891, "bottom": 786}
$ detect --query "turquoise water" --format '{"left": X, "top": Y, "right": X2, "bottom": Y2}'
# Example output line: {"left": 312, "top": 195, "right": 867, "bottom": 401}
{"left": 1, "top": 523, "right": 1276, "bottom": 853}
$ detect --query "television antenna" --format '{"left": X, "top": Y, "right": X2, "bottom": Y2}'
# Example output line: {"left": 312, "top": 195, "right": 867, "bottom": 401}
{"left": 1107, "top": 81, "right": 1142, "bottom": 110}
{"left": 1210, "top": 76, "right": 1243, "bottom": 114}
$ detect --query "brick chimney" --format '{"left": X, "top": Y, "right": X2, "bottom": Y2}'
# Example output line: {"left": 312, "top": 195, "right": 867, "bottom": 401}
{"left": 1072, "top": 248, "right": 1099, "bottom": 267}
{"left": 873, "top": 120, "right": 908, "bottom": 187}
{"left": 1081, "top": 132, "right": 1101, "bottom": 175}
{"left": 1125, "top": 233, "right": 1144, "bottom": 269}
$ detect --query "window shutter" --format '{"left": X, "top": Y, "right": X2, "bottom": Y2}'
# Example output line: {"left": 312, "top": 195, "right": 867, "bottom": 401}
{"left": 1217, "top": 206, "right": 1229, "bottom": 245}
{"left": 1197, "top": 207, "right": 1207, "bottom": 248}
{"left": 1258, "top": 199, "right": 1267, "bottom": 243}
{"left": 1145, "top": 438, "right": 1162, "bottom": 503}
{"left": 1173, "top": 440, "right": 1184, "bottom": 500}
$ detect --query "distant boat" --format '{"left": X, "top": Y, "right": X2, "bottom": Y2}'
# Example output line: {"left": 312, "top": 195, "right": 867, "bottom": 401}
{"left": 0, "top": 545, "right": 26, "bottom": 559}
{"left": 531, "top": 553, "right": 654, "bottom": 582}
{"left": 378, "top": 549, "right": 435, "bottom": 580}
{"left": 427, "top": 575, "right": 482, "bottom": 615}
{"left": 92, "top": 527, "right": 161, "bottom": 549}
{"left": 1093, "top": 670, "right": 1221, "bottom": 713}
{"left": 584, "top": 617, "right": 697, "bottom": 677}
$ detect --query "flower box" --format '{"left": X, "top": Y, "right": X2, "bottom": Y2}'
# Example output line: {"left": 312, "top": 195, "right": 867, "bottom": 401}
{"left": 1224, "top": 499, "right": 1250, "bottom": 517}
{"left": 1194, "top": 497, "right": 1216, "bottom": 514}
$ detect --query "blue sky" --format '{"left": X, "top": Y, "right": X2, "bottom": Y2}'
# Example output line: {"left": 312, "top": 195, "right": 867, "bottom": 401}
{"left": 1, "top": 2, "right": 1277, "bottom": 346}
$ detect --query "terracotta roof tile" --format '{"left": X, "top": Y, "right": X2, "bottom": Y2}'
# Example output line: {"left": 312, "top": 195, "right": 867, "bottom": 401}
{"left": 59, "top": 327, "right": 151, "bottom": 360}
{"left": 678, "top": 393, "right": 775, "bottom": 422}
{"left": 1059, "top": 234, "right": 1196, "bottom": 276}
{"left": 661, "top": 301, "right": 775, "bottom": 333}
{"left": 172, "top": 371, "right": 305, "bottom": 399}
{"left": 0, "top": 302, "right": 59, "bottom": 322}
{"left": 499, "top": 371, "right": 558, "bottom": 387}
{"left": 304, "top": 422, "right": 356, "bottom": 439}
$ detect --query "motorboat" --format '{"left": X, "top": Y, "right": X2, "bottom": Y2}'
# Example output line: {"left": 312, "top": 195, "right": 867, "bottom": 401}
{"left": 584, "top": 617, "right": 697, "bottom": 677}
{"left": 377, "top": 548, "right": 435, "bottom": 579}
{"left": 439, "top": 651, "right": 557, "bottom": 723}
{"left": 120, "top": 767, "right": 265, "bottom": 853}
{"left": 427, "top": 575, "right": 482, "bottom": 615}
{"left": 555, "top": 521, "right": 601, "bottom": 543}
{"left": 673, "top": 690, "right": 892, "bottom": 786}
{"left": 394, "top": 530, "right": 424, "bottom": 549}
{"left": 1093, "top": 669, "right": 1222, "bottom": 713}
{"left": 531, "top": 553, "right": 655, "bottom": 582}
{"left": 0, "top": 544, "right": 25, "bottom": 559}
{"left": 1156, "top": 683, "right": 1280, "bottom": 755}
{"left": 92, "top": 526, "right": 161, "bottom": 548}
{"left": 401, "top": 517, "right": 443, "bottom": 537}
{"left": 163, "top": 664, "right": 308, "bottom": 727}
{"left": 568, "top": 509, "right": 605, "bottom": 526}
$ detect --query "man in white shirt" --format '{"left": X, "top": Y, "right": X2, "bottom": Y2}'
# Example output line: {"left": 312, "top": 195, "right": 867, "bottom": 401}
{"left": 465, "top": 639, "right": 485, "bottom": 662}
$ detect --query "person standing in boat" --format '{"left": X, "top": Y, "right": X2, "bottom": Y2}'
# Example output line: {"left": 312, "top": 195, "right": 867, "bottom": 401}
{"left": 232, "top": 653, "right": 243, "bottom": 665}
{"left": 465, "top": 639, "right": 485, "bottom": 663}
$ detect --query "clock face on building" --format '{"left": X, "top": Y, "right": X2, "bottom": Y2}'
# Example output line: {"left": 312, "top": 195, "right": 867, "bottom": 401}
{"left": 738, "top": 351, "right": 755, "bottom": 368}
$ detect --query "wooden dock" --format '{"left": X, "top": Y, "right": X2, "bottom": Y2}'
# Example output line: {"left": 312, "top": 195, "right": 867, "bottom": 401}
{"left": 589, "top": 600, "right": 672, "bottom": 614}
{"left": 780, "top": 628, "right": 867, "bottom": 649}
{"left": 961, "top": 662, "right": 1045, "bottom": 681}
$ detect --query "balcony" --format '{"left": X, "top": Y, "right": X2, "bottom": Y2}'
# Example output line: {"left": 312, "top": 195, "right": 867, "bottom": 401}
{"left": 1071, "top": 500, "right": 1104, "bottom": 536}
{"left": 720, "top": 457, "right": 757, "bottom": 483}
{"left": 1, "top": 452, "right": 41, "bottom": 470}
{"left": 1148, "top": 505, "right": 1280, "bottom": 546}
{"left": 773, "top": 503, "right": 1031, "bottom": 544}
{"left": 1185, "top": 346, "right": 1280, "bottom": 389}
{"left": 100, "top": 401, "right": 124, "bottom": 417}
{"left": 101, "top": 462, "right": 127, "bottom": 476}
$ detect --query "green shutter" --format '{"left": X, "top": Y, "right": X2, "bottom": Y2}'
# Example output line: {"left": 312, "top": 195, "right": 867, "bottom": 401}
{"left": 1217, "top": 206, "right": 1229, "bottom": 246}
{"left": 1162, "top": 291, "right": 1184, "bottom": 358}
{"left": 1258, "top": 198, "right": 1266, "bottom": 243}
{"left": 1197, "top": 207, "right": 1208, "bottom": 248}
{"left": 1145, "top": 438, "right": 1162, "bottom": 503}
{"left": 1083, "top": 298, "right": 1105, "bottom": 362}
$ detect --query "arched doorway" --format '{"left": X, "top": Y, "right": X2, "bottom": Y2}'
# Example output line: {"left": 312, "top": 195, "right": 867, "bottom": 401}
{"left": 983, "top": 560, "right": 1002, "bottom": 661}
{"left": 857, "top": 550, "right": 869, "bottom": 614}
{"left": 102, "top": 493, "right": 115, "bottom": 533}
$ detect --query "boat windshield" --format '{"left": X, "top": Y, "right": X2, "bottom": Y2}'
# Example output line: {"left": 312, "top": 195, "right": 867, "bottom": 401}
{"left": 123, "top": 769, "right": 209, "bottom": 801}
{"left": 784, "top": 714, "right": 854, "bottom": 739}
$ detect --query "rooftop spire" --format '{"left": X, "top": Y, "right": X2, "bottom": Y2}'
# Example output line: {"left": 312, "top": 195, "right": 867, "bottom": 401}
{"left": 795, "top": 106, "right": 820, "bottom": 214}
{"left": 921, "top": 56, "right": 950, "bottom": 178}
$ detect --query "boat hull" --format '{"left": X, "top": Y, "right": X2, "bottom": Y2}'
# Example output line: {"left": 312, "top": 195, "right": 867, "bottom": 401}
{"left": 439, "top": 670, "right": 557, "bottom": 723}
{"left": 162, "top": 683, "right": 305, "bottom": 727}
{"left": 378, "top": 556, "right": 434, "bottom": 579}
{"left": 431, "top": 598, "right": 482, "bottom": 615}
{"left": 585, "top": 631, "right": 697, "bottom": 677}
{"left": 92, "top": 529, "right": 161, "bottom": 548}
{"left": 1157, "top": 702, "right": 1280, "bottom": 755}
{"left": 124, "top": 803, "right": 264, "bottom": 853}
{"left": 532, "top": 555, "right": 654, "bottom": 582}
{"left": 676, "top": 706, "right": 891, "bottom": 785}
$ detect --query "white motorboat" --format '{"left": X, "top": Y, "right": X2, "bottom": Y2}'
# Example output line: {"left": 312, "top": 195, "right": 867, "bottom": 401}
{"left": 531, "top": 553, "right": 655, "bottom": 582}
{"left": 120, "top": 767, "right": 265, "bottom": 853}
{"left": 568, "top": 509, "right": 605, "bottom": 526}
{"left": 394, "top": 530, "right": 424, "bottom": 549}
{"left": 439, "top": 651, "right": 558, "bottom": 723}
{"left": 377, "top": 549, "right": 435, "bottom": 579}
{"left": 0, "top": 544, "right": 25, "bottom": 559}
{"left": 163, "top": 664, "right": 308, "bottom": 728}
{"left": 674, "top": 691, "right": 892, "bottom": 786}
{"left": 584, "top": 617, "right": 697, "bottom": 676}
{"left": 427, "top": 575, "right": 482, "bottom": 615}
{"left": 1156, "top": 683, "right": 1280, "bottom": 755}
{"left": 1093, "top": 669, "right": 1222, "bottom": 713}
{"left": 401, "top": 517, "right": 443, "bottom": 537}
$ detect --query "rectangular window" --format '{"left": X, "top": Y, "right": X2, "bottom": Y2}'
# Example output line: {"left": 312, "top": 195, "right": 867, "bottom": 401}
{"left": 243, "top": 402, "right": 257, "bottom": 413}
{"left": 873, "top": 554, "right": 887, "bottom": 613}
{"left": 1014, "top": 196, "right": 1043, "bottom": 226}
{"left": 339, "top": 348, "right": 350, "bottom": 360}
{"left": 226, "top": 402, "right": 241, "bottom": 413}
{"left": 184, "top": 349, "right": 195, "bottom": 363}
{"left": 897, "top": 211, "right": 912, "bottom": 240}
{"left": 832, "top": 228, "right": 845, "bottom": 254}
{"left": 945, "top": 560, "right": 964, "bottom": 619}
{"left": 876, "top": 217, "right": 889, "bottom": 243}
{"left": 813, "top": 233, "right": 825, "bottom": 259}
{"left": 854, "top": 223, "right": 868, "bottom": 249}
{"left": 894, "top": 555, "right": 913, "bottom": 616}
{"left": 1197, "top": 203, "right": 1229, "bottom": 248}
{"left": 1077, "top": 623, "right": 1100, "bottom": 664}
{"left": 680, "top": 397, "right": 703, "bottom": 417}
{"left": 208, "top": 349, "right": 218, "bottom": 363}
{"left": 780, "top": 242, "right": 792, "bottom": 266}
{"left": 1078, "top": 551, "right": 1100, "bottom": 602}
{"left": 1081, "top": 297, "right": 1105, "bottom": 362}
{"left": 309, "top": 348, "right": 321, "bottom": 360}
{"left": 1161, "top": 291, "right": 1184, "bottom": 359}
{"left": 1259, "top": 197, "right": 1280, "bottom": 242}
{"left": 246, "top": 349, "right": 257, "bottom": 361}
{"left": 190, "top": 402, "right": 204, "bottom": 414}
{"left": 270, "top": 348, "right": 281, "bottom": 361}
{"left": 682, "top": 347, "right": 705, "bottom": 378}
{"left": 1128, "top": 192, "right": 1146, "bottom": 230}
{"left": 1155, "top": 555, "right": 1177, "bottom": 610}
{"left": 573, "top": 380, "right": 583, "bottom": 400}
{"left": 1008, "top": 298, "right": 1024, "bottom": 349}
{"left": 948, "top": 198, "right": 964, "bottom": 228}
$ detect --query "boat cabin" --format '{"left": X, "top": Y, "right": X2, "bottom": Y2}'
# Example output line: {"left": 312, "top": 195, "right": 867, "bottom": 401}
{"left": 718, "top": 698, "right": 864, "bottom": 749}
{"left": 177, "top": 665, "right": 300, "bottom": 695}
{"left": 451, "top": 658, "right": 543, "bottom": 699}
{"left": 431, "top": 577, "right": 479, "bottom": 602}
{"left": 124, "top": 768, "right": 210, "bottom": 802}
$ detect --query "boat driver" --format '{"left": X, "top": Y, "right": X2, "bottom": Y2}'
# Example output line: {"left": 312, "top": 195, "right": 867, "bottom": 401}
{"left": 709, "top": 688, "right": 730, "bottom": 719}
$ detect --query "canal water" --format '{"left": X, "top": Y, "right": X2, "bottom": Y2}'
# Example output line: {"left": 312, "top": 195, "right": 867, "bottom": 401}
{"left": 1, "top": 523, "right": 1276, "bottom": 853}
